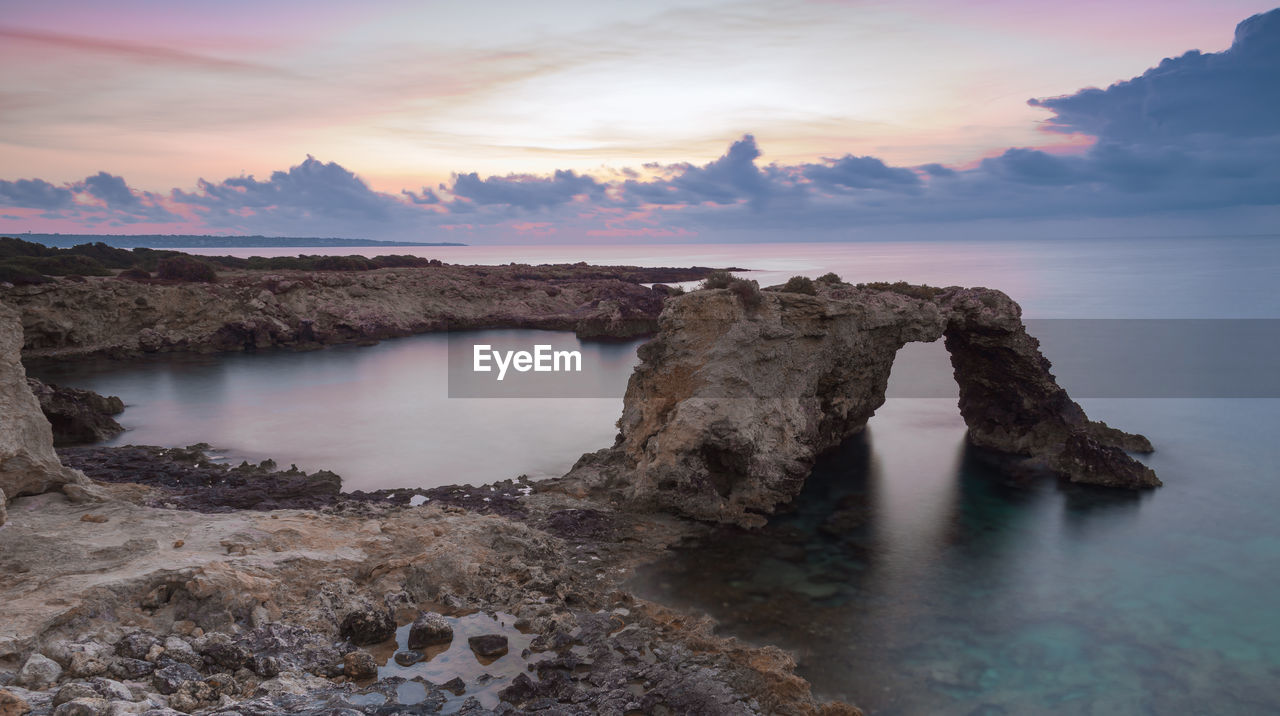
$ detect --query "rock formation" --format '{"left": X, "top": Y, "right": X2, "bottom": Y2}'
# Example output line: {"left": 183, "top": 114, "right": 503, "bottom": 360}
{"left": 1, "top": 263, "right": 723, "bottom": 360}
{"left": 26, "top": 378, "right": 125, "bottom": 445}
{"left": 568, "top": 281, "right": 1159, "bottom": 527}
{"left": 0, "top": 301, "right": 85, "bottom": 508}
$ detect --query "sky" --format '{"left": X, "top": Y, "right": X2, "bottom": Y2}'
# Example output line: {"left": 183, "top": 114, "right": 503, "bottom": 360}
{"left": 1, "top": 0, "right": 1278, "bottom": 243}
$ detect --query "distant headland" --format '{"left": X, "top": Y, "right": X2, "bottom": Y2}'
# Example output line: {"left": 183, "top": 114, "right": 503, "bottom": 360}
{"left": 12, "top": 233, "right": 466, "bottom": 249}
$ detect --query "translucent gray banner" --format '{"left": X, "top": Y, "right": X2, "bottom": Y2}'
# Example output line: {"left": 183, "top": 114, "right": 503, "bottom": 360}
{"left": 448, "top": 320, "right": 1280, "bottom": 398}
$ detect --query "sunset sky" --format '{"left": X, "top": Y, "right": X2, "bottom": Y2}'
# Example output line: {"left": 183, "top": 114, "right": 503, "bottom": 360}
{"left": 1, "top": 0, "right": 1278, "bottom": 242}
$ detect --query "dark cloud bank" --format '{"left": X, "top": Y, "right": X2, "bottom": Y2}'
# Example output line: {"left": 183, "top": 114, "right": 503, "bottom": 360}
{"left": 3, "top": 8, "right": 1278, "bottom": 241}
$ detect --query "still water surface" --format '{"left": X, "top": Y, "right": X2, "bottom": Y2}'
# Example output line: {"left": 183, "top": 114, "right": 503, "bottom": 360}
{"left": 34, "top": 238, "right": 1280, "bottom": 713}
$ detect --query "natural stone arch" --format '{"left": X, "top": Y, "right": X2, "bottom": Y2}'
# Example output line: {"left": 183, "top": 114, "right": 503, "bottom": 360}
{"left": 566, "top": 282, "right": 1158, "bottom": 527}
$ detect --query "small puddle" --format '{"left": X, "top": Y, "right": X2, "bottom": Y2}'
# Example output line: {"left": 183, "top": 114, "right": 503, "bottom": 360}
{"left": 377, "top": 611, "right": 541, "bottom": 713}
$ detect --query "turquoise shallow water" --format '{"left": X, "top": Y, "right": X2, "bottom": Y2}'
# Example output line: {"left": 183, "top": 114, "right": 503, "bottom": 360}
{"left": 631, "top": 394, "right": 1280, "bottom": 714}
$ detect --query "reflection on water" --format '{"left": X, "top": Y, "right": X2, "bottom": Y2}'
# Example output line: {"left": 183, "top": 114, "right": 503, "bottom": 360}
{"left": 27, "top": 330, "right": 645, "bottom": 491}
{"left": 631, "top": 396, "right": 1280, "bottom": 714}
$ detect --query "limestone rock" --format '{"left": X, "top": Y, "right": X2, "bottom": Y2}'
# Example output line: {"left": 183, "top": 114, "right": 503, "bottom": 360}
{"left": 406, "top": 613, "right": 453, "bottom": 650}
{"left": 570, "top": 282, "right": 1159, "bottom": 527}
{"left": 338, "top": 606, "right": 395, "bottom": 646}
{"left": 0, "top": 688, "right": 30, "bottom": 716}
{"left": 342, "top": 650, "right": 378, "bottom": 680}
{"left": 0, "top": 302, "right": 86, "bottom": 501}
{"left": 25, "top": 378, "right": 124, "bottom": 445}
{"left": 467, "top": 634, "right": 508, "bottom": 659}
{"left": 16, "top": 653, "right": 62, "bottom": 689}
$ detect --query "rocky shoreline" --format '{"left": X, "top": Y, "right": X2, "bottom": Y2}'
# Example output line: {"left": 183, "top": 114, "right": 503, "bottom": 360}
{"left": 2, "top": 263, "right": 725, "bottom": 361}
{"left": 2, "top": 269, "right": 1163, "bottom": 715}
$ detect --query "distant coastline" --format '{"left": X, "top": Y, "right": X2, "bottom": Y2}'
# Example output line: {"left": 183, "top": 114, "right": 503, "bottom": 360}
{"left": 13, "top": 233, "right": 466, "bottom": 248}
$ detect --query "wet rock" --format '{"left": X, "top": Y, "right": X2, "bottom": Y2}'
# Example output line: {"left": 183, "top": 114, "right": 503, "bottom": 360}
{"left": 17, "top": 654, "right": 62, "bottom": 689}
{"left": 25, "top": 378, "right": 124, "bottom": 445}
{"left": 467, "top": 635, "right": 509, "bottom": 659}
{"left": 338, "top": 606, "right": 396, "bottom": 646}
{"left": 406, "top": 613, "right": 453, "bottom": 650}
{"left": 342, "top": 651, "right": 378, "bottom": 680}
{"left": 150, "top": 663, "right": 201, "bottom": 695}
{"left": 392, "top": 651, "right": 423, "bottom": 667}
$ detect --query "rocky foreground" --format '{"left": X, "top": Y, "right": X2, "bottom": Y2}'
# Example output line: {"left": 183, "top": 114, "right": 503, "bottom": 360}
{"left": 2, "top": 262, "right": 723, "bottom": 360}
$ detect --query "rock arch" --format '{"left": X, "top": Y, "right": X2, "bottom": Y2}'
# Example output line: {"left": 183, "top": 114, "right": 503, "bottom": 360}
{"left": 567, "top": 283, "right": 1158, "bottom": 527}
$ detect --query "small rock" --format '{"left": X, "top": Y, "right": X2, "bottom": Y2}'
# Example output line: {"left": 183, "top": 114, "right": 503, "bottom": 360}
{"left": 68, "top": 653, "right": 107, "bottom": 679}
{"left": 342, "top": 651, "right": 378, "bottom": 681}
{"left": 171, "top": 541, "right": 183, "bottom": 549}
{"left": 194, "top": 634, "right": 249, "bottom": 671}
{"left": 80, "top": 514, "right": 109, "bottom": 524}
{"left": 338, "top": 606, "right": 395, "bottom": 646}
{"left": 53, "top": 684, "right": 98, "bottom": 706}
{"left": 108, "top": 660, "right": 152, "bottom": 681}
{"left": 159, "top": 639, "right": 199, "bottom": 669}
{"left": 407, "top": 613, "right": 453, "bottom": 649}
{"left": 250, "top": 655, "right": 279, "bottom": 679}
{"left": 17, "top": 654, "right": 62, "bottom": 689}
{"left": 467, "top": 635, "right": 509, "bottom": 659}
{"left": 150, "top": 663, "right": 200, "bottom": 695}
{"left": 392, "top": 650, "right": 424, "bottom": 667}
{"left": 52, "top": 697, "right": 108, "bottom": 716}
{"left": 440, "top": 677, "right": 466, "bottom": 695}
{"left": 115, "top": 634, "right": 157, "bottom": 662}
{"left": 249, "top": 606, "right": 269, "bottom": 629}
{"left": 142, "top": 646, "right": 164, "bottom": 664}
{"left": 86, "top": 679, "right": 132, "bottom": 702}
{"left": 0, "top": 688, "right": 28, "bottom": 716}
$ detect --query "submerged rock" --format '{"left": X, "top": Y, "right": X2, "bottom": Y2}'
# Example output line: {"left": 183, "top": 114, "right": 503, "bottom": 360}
{"left": 567, "top": 281, "right": 1159, "bottom": 527}
{"left": 466, "top": 634, "right": 508, "bottom": 659}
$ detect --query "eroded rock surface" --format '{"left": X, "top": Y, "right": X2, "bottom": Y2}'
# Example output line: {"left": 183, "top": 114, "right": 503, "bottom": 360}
{"left": 0, "top": 302, "right": 85, "bottom": 504}
{"left": 566, "top": 281, "right": 1158, "bottom": 527}
{"left": 24, "top": 379, "right": 124, "bottom": 445}
{"left": 2, "top": 263, "right": 726, "bottom": 360}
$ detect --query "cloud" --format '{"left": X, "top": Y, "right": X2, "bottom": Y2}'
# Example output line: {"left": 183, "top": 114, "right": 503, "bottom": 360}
{"left": 1028, "top": 9, "right": 1280, "bottom": 143}
{"left": 448, "top": 169, "right": 604, "bottom": 210}
{"left": 2, "top": 10, "right": 1278, "bottom": 241}
{"left": 0, "top": 178, "right": 74, "bottom": 210}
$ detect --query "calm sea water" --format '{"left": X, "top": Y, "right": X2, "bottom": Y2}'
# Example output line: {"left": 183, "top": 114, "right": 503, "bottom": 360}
{"left": 36, "top": 237, "right": 1280, "bottom": 713}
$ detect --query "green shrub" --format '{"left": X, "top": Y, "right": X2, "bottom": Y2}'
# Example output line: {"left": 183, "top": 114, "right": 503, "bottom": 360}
{"left": 0, "top": 262, "right": 53, "bottom": 285}
{"left": 781, "top": 275, "right": 817, "bottom": 295}
{"left": 817, "top": 272, "right": 843, "bottom": 284}
{"left": 157, "top": 255, "right": 218, "bottom": 282}
{"left": 856, "top": 281, "right": 944, "bottom": 300}
{"left": 116, "top": 267, "right": 151, "bottom": 280}
{"left": 729, "top": 277, "right": 762, "bottom": 307}
{"left": 8, "top": 254, "right": 110, "bottom": 276}
{"left": 701, "top": 270, "right": 734, "bottom": 289}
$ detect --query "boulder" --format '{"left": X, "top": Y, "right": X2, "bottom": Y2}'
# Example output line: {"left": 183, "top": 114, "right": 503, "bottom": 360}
{"left": 338, "top": 606, "right": 395, "bottom": 646}
{"left": 0, "top": 302, "right": 85, "bottom": 503}
{"left": 467, "top": 634, "right": 508, "bottom": 659}
{"left": 24, "top": 378, "right": 124, "bottom": 445}
{"left": 16, "top": 653, "right": 62, "bottom": 689}
{"left": 406, "top": 613, "right": 453, "bottom": 650}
